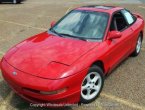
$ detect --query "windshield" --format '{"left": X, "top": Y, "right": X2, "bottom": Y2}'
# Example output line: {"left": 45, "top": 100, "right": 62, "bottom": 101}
{"left": 50, "top": 10, "right": 109, "bottom": 40}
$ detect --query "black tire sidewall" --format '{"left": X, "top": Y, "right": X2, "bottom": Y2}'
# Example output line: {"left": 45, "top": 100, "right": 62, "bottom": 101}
{"left": 14, "top": 0, "right": 21, "bottom": 4}
{"left": 80, "top": 66, "right": 104, "bottom": 104}
{"left": 16, "top": 0, "right": 21, "bottom": 4}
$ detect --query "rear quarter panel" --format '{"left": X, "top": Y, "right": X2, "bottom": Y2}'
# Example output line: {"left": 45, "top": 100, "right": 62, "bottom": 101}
{"left": 131, "top": 15, "right": 144, "bottom": 51}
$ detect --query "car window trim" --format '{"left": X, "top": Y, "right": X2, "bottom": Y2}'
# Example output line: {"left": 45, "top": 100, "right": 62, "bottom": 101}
{"left": 115, "top": 10, "right": 129, "bottom": 32}
{"left": 109, "top": 9, "right": 136, "bottom": 33}
{"left": 49, "top": 10, "right": 110, "bottom": 41}
{"left": 121, "top": 9, "right": 137, "bottom": 26}
{"left": 105, "top": 9, "right": 138, "bottom": 41}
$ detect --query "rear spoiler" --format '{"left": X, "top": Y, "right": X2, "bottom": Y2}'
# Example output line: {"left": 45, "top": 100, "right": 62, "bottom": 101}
{"left": 133, "top": 13, "right": 143, "bottom": 19}
{"left": 0, "top": 58, "right": 2, "bottom": 70}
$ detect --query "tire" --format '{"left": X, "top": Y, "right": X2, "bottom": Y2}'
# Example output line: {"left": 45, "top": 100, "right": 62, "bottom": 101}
{"left": 13, "top": 0, "right": 21, "bottom": 4}
{"left": 80, "top": 66, "right": 104, "bottom": 104}
{"left": 131, "top": 34, "right": 142, "bottom": 57}
{"left": 16, "top": 0, "right": 21, "bottom": 4}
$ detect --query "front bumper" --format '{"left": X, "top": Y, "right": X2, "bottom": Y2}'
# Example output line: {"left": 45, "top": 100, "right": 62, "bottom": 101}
{"left": 0, "top": 58, "right": 88, "bottom": 105}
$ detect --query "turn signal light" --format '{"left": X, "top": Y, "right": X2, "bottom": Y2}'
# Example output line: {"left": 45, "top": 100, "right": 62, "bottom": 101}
{"left": 40, "top": 88, "right": 67, "bottom": 95}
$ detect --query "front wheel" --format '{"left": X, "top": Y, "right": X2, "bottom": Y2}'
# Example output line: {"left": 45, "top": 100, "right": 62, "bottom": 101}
{"left": 80, "top": 66, "right": 104, "bottom": 104}
{"left": 131, "top": 34, "right": 142, "bottom": 56}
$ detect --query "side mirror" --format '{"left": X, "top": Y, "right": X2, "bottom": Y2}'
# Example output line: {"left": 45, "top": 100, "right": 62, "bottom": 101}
{"left": 108, "top": 31, "right": 122, "bottom": 40}
{"left": 50, "top": 21, "right": 56, "bottom": 28}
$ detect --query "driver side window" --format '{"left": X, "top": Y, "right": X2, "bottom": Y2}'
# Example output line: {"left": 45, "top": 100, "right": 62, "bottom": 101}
{"left": 110, "top": 11, "right": 128, "bottom": 31}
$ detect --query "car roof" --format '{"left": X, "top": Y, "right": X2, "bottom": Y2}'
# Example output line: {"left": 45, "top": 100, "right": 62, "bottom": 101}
{"left": 75, "top": 5, "right": 124, "bottom": 14}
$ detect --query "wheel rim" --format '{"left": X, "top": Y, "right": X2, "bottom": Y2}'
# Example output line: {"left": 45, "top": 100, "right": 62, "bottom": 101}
{"left": 81, "top": 72, "right": 102, "bottom": 100}
{"left": 136, "top": 36, "right": 142, "bottom": 53}
{"left": 13, "top": 0, "right": 17, "bottom": 4}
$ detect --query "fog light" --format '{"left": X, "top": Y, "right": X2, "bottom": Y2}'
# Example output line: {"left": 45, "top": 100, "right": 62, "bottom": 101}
{"left": 40, "top": 88, "right": 67, "bottom": 95}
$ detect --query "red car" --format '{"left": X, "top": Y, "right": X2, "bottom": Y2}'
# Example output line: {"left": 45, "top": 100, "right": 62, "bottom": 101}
{"left": 0, "top": 5, "right": 144, "bottom": 105}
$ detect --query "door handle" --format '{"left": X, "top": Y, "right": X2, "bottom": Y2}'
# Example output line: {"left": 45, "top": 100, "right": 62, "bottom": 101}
{"left": 130, "top": 27, "right": 134, "bottom": 31}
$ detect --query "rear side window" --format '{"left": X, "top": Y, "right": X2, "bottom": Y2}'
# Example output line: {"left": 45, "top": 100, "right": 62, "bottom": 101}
{"left": 121, "top": 10, "right": 135, "bottom": 25}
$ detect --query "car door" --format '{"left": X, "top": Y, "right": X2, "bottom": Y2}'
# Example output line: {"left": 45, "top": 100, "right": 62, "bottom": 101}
{"left": 105, "top": 10, "right": 134, "bottom": 71}
{"left": 121, "top": 9, "right": 139, "bottom": 51}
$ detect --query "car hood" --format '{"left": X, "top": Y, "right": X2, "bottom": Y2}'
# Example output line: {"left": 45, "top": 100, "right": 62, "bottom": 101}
{"left": 4, "top": 32, "right": 99, "bottom": 79}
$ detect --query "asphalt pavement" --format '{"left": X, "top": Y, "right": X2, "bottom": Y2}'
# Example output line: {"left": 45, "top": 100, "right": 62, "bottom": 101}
{"left": 0, "top": 0, "right": 145, "bottom": 110}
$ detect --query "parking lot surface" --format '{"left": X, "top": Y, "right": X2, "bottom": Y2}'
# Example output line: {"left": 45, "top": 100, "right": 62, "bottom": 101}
{"left": 0, "top": 0, "right": 145, "bottom": 110}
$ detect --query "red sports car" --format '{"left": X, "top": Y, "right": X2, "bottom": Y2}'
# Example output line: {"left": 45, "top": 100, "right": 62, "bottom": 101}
{"left": 0, "top": 5, "right": 144, "bottom": 105}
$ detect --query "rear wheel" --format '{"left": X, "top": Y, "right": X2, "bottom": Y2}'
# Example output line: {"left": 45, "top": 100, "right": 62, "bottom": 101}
{"left": 131, "top": 34, "right": 142, "bottom": 56}
{"left": 13, "top": 0, "right": 21, "bottom": 4}
{"left": 80, "top": 66, "right": 104, "bottom": 104}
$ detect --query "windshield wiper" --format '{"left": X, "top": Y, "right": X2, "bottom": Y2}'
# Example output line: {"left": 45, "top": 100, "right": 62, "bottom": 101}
{"left": 50, "top": 29, "right": 63, "bottom": 37}
{"left": 59, "top": 33, "right": 87, "bottom": 41}
{"left": 50, "top": 30, "right": 87, "bottom": 41}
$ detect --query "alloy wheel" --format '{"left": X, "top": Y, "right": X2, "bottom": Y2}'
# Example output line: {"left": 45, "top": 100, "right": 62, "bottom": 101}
{"left": 81, "top": 72, "right": 102, "bottom": 100}
{"left": 136, "top": 36, "right": 142, "bottom": 53}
